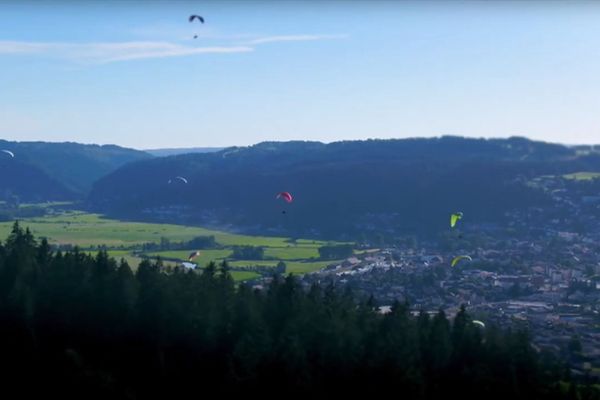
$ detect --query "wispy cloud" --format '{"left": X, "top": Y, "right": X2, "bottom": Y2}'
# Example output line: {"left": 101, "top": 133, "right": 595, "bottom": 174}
{"left": 0, "top": 33, "right": 345, "bottom": 64}
{"left": 0, "top": 40, "right": 253, "bottom": 63}
{"left": 244, "top": 34, "right": 347, "bottom": 45}
{"left": 129, "top": 24, "right": 222, "bottom": 42}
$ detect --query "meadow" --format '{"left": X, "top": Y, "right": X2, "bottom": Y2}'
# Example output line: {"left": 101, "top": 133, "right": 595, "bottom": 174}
{"left": 562, "top": 172, "right": 600, "bottom": 181}
{"left": 1, "top": 209, "right": 347, "bottom": 281}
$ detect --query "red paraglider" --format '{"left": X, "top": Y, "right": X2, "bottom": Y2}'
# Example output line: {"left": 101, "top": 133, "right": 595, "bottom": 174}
{"left": 188, "top": 251, "right": 201, "bottom": 261}
{"left": 276, "top": 192, "right": 293, "bottom": 203}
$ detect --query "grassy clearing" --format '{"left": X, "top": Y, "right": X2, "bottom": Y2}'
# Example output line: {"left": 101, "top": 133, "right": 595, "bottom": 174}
{"left": 226, "top": 260, "right": 340, "bottom": 274}
{"left": 146, "top": 255, "right": 338, "bottom": 276}
{"left": 227, "top": 260, "right": 280, "bottom": 268}
{"left": 230, "top": 271, "right": 261, "bottom": 281}
{"left": 146, "top": 249, "right": 232, "bottom": 262}
{"left": 1, "top": 209, "right": 351, "bottom": 280}
{"left": 115, "top": 255, "right": 149, "bottom": 270}
{"left": 215, "top": 234, "right": 292, "bottom": 247}
{"left": 354, "top": 249, "right": 380, "bottom": 255}
{"left": 263, "top": 246, "right": 320, "bottom": 260}
{"left": 19, "top": 201, "right": 74, "bottom": 207}
{"left": 563, "top": 172, "right": 600, "bottom": 181}
{"left": 284, "top": 260, "right": 342, "bottom": 274}
{"left": 0, "top": 211, "right": 313, "bottom": 249}
{"left": 81, "top": 250, "right": 178, "bottom": 271}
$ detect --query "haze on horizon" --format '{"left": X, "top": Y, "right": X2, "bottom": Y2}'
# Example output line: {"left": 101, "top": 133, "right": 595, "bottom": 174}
{"left": 2, "top": 0, "right": 600, "bottom": 149}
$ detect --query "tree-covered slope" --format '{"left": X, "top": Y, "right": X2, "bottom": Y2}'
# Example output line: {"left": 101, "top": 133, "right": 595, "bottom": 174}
{"left": 0, "top": 140, "right": 151, "bottom": 196}
{"left": 0, "top": 156, "right": 75, "bottom": 201}
{"left": 88, "top": 136, "right": 600, "bottom": 239}
{"left": 0, "top": 223, "right": 589, "bottom": 399}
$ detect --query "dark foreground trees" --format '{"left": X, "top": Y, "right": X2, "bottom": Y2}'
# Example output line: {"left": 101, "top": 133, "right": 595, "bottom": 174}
{"left": 0, "top": 222, "right": 595, "bottom": 399}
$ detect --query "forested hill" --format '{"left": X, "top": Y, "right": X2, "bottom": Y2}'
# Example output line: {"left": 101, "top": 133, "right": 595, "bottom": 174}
{"left": 0, "top": 140, "right": 151, "bottom": 197}
{"left": 0, "top": 156, "right": 74, "bottom": 201}
{"left": 0, "top": 223, "right": 590, "bottom": 399}
{"left": 144, "top": 147, "right": 224, "bottom": 157}
{"left": 88, "top": 136, "right": 600, "bottom": 239}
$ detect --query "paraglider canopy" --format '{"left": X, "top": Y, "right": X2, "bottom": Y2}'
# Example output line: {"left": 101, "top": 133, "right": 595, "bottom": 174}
{"left": 276, "top": 192, "right": 293, "bottom": 203}
{"left": 169, "top": 176, "right": 188, "bottom": 184}
{"left": 189, "top": 15, "right": 204, "bottom": 23}
{"left": 472, "top": 320, "right": 485, "bottom": 328}
{"left": 451, "top": 255, "right": 472, "bottom": 267}
{"left": 188, "top": 251, "right": 201, "bottom": 261}
{"left": 222, "top": 148, "right": 240, "bottom": 158}
{"left": 1, "top": 149, "right": 15, "bottom": 158}
{"left": 450, "top": 212, "right": 463, "bottom": 228}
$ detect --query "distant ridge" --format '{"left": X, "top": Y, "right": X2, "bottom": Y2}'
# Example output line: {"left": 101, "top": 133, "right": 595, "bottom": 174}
{"left": 0, "top": 140, "right": 151, "bottom": 198}
{"left": 145, "top": 147, "right": 225, "bottom": 157}
{"left": 89, "top": 136, "right": 600, "bottom": 239}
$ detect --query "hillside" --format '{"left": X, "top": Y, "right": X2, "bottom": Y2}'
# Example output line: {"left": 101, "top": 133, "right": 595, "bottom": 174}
{"left": 145, "top": 147, "right": 225, "bottom": 157}
{"left": 0, "top": 140, "right": 151, "bottom": 197}
{"left": 87, "top": 136, "right": 600, "bottom": 239}
{"left": 0, "top": 224, "right": 578, "bottom": 399}
{"left": 0, "top": 156, "right": 74, "bottom": 201}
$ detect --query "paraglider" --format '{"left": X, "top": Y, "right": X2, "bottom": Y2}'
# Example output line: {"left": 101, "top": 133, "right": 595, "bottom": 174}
{"left": 188, "top": 250, "right": 201, "bottom": 261}
{"left": 276, "top": 192, "right": 293, "bottom": 214}
{"left": 450, "top": 212, "right": 463, "bottom": 228}
{"left": 189, "top": 15, "right": 204, "bottom": 39}
{"left": 1, "top": 149, "right": 14, "bottom": 158}
{"left": 472, "top": 320, "right": 485, "bottom": 328}
{"left": 168, "top": 176, "right": 188, "bottom": 184}
{"left": 222, "top": 148, "right": 240, "bottom": 158}
{"left": 451, "top": 255, "right": 472, "bottom": 267}
{"left": 189, "top": 15, "right": 204, "bottom": 23}
{"left": 276, "top": 192, "right": 293, "bottom": 203}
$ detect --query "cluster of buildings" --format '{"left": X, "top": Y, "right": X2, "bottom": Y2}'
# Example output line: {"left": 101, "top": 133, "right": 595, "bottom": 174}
{"left": 302, "top": 178, "right": 600, "bottom": 377}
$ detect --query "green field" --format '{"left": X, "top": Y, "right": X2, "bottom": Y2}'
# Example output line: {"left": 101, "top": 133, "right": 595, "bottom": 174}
{"left": 562, "top": 172, "right": 600, "bottom": 181}
{"left": 230, "top": 271, "right": 261, "bottom": 281}
{"left": 144, "top": 251, "right": 340, "bottom": 275}
{"left": 0, "top": 211, "right": 310, "bottom": 248}
{"left": 82, "top": 250, "right": 179, "bottom": 270}
{"left": 263, "top": 246, "right": 320, "bottom": 260}
{"left": 1, "top": 209, "right": 349, "bottom": 281}
{"left": 284, "top": 260, "right": 342, "bottom": 274}
{"left": 146, "top": 249, "right": 233, "bottom": 268}
{"left": 19, "top": 201, "right": 74, "bottom": 209}
{"left": 226, "top": 259, "right": 341, "bottom": 274}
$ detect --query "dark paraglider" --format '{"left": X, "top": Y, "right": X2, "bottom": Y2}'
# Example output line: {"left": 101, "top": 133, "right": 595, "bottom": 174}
{"left": 188, "top": 15, "right": 204, "bottom": 23}
{"left": 189, "top": 14, "right": 204, "bottom": 39}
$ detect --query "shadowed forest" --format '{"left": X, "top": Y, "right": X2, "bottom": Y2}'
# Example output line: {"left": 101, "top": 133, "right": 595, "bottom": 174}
{"left": 0, "top": 223, "right": 596, "bottom": 399}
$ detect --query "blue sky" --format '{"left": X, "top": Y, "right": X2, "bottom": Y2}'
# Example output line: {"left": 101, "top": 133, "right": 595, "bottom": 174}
{"left": 1, "top": 1, "right": 600, "bottom": 149}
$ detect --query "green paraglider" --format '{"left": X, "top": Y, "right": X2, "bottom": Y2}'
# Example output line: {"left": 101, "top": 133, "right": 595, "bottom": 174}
{"left": 450, "top": 212, "right": 463, "bottom": 228}
{"left": 451, "top": 255, "right": 472, "bottom": 267}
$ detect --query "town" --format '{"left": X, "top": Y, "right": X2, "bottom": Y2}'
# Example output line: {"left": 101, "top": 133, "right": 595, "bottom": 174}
{"left": 298, "top": 175, "right": 600, "bottom": 379}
